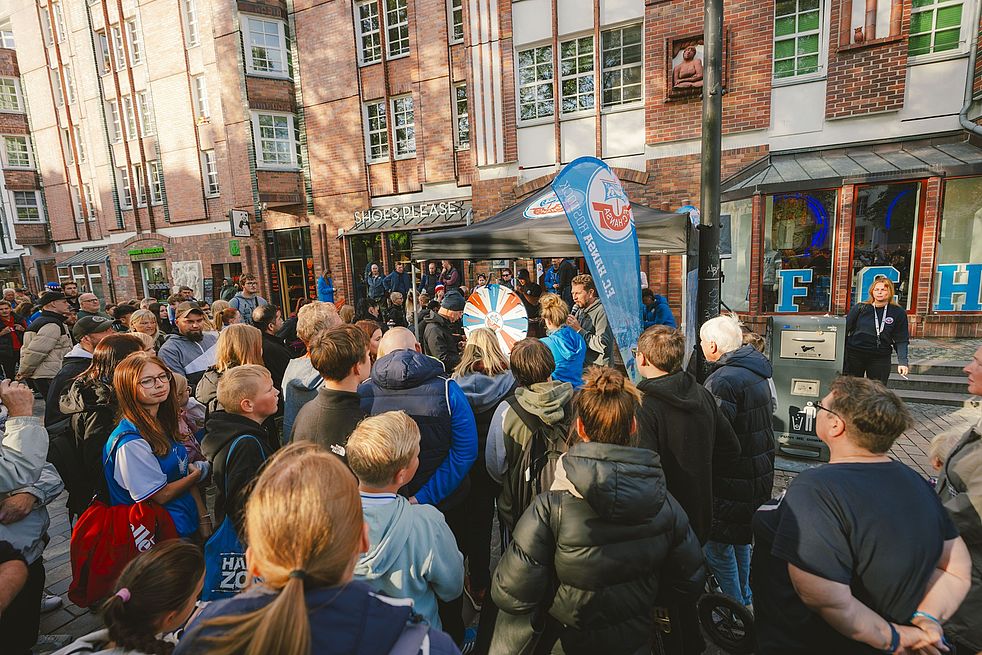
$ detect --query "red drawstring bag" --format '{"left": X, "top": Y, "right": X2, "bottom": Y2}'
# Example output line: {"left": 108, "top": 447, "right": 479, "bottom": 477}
{"left": 68, "top": 500, "right": 178, "bottom": 607}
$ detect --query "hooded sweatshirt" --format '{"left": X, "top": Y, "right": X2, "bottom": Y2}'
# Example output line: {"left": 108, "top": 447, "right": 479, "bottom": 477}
{"left": 541, "top": 325, "right": 586, "bottom": 388}
{"left": 51, "top": 629, "right": 169, "bottom": 655}
{"left": 354, "top": 493, "right": 464, "bottom": 629}
{"left": 636, "top": 371, "right": 741, "bottom": 543}
{"left": 453, "top": 370, "right": 516, "bottom": 450}
{"left": 200, "top": 411, "right": 274, "bottom": 531}
{"left": 44, "top": 342, "right": 94, "bottom": 427}
{"left": 158, "top": 331, "right": 218, "bottom": 389}
{"left": 281, "top": 356, "right": 322, "bottom": 442}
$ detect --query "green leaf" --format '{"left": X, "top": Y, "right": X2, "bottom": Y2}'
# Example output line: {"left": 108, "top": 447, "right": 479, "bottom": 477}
{"left": 776, "top": 0, "right": 795, "bottom": 16}
{"left": 798, "top": 54, "right": 818, "bottom": 73}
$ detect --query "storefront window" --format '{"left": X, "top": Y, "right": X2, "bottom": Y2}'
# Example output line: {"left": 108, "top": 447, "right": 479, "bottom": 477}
{"left": 386, "top": 231, "right": 412, "bottom": 266}
{"left": 762, "top": 190, "right": 837, "bottom": 312}
{"left": 936, "top": 177, "right": 982, "bottom": 311}
{"left": 852, "top": 182, "right": 920, "bottom": 309}
{"left": 720, "top": 198, "right": 752, "bottom": 311}
{"left": 87, "top": 264, "right": 104, "bottom": 300}
{"left": 349, "top": 233, "right": 383, "bottom": 302}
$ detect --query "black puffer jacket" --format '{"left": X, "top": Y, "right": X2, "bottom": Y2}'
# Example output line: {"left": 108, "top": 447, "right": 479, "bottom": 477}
{"left": 704, "top": 345, "right": 775, "bottom": 544}
{"left": 490, "top": 442, "right": 705, "bottom": 655}
{"left": 59, "top": 377, "right": 117, "bottom": 517}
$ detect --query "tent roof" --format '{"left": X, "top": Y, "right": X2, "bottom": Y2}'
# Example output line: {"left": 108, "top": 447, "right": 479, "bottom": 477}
{"left": 411, "top": 188, "right": 689, "bottom": 260}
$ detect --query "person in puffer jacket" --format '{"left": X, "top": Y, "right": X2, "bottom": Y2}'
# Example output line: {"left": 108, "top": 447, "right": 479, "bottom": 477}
{"left": 700, "top": 315, "right": 775, "bottom": 609}
{"left": 539, "top": 293, "right": 586, "bottom": 387}
{"left": 489, "top": 367, "right": 705, "bottom": 655}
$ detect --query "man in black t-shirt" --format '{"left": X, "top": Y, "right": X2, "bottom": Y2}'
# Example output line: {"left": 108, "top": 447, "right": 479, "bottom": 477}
{"left": 752, "top": 376, "right": 971, "bottom": 655}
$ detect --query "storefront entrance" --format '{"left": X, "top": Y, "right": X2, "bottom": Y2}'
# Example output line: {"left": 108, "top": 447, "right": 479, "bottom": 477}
{"left": 140, "top": 260, "right": 170, "bottom": 301}
{"left": 264, "top": 227, "right": 316, "bottom": 314}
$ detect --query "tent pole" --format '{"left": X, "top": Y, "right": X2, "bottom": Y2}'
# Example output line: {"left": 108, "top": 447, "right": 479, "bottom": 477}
{"left": 411, "top": 261, "right": 420, "bottom": 338}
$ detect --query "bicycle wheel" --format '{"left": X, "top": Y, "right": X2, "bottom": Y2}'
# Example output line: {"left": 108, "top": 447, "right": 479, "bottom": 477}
{"left": 696, "top": 593, "right": 755, "bottom": 654}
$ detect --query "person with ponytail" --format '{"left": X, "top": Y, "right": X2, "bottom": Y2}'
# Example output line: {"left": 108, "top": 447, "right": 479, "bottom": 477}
{"left": 175, "top": 442, "right": 460, "bottom": 655}
{"left": 489, "top": 366, "right": 705, "bottom": 655}
{"left": 54, "top": 541, "right": 204, "bottom": 655}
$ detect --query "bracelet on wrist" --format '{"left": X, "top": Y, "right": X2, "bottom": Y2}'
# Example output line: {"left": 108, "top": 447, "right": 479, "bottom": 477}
{"left": 911, "top": 610, "right": 943, "bottom": 628}
{"left": 881, "top": 622, "right": 900, "bottom": 654}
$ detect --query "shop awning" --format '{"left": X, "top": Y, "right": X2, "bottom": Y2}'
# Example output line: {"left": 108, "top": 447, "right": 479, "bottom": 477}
{"left": 722, "top": 134, "right": 982, "bottom": 200}
{"left": 411, "top": 188, "right": 688, "bottom": 260}
{"left": 59, "top": 247, "right": 108, "bottom": 266}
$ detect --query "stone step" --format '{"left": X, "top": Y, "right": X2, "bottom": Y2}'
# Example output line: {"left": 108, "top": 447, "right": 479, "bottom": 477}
{"left": 908, "top": 361, "right": 971, "bottom": 377}
{"left": 894, "top": 388, "right": 980, "bottom": 408}
{"left": 889, "top": 373, "right": 970, "bottom": 394}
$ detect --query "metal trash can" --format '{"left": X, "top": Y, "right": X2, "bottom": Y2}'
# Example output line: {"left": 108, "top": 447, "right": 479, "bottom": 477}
{"left": 769, "top": 315, "right": 846, "bottom": 462}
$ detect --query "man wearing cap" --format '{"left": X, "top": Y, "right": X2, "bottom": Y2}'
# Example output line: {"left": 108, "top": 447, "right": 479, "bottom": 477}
{"left": 158, "top": 302, "right": 218, "bottom": 390}
{"left": 43, "top": 315, "right": 114, "bottom": 428}
{"left": 422, "top": 291, "right": 465, "bottom": 373}
{"left": 17, "top": 292, "right": 72, "bottom": 398}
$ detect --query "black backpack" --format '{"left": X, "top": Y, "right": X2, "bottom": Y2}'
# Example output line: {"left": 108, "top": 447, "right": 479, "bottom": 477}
{"left": 506, "top": 397, "right": 573, "bottom": 522}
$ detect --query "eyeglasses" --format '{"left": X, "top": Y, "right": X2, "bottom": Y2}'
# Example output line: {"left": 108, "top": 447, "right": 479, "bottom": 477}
{"left": 814, "top": 402, "right": 841, "bottom": 420}
{"left": 138, "top": 372, "right": 171, "bottom": 389}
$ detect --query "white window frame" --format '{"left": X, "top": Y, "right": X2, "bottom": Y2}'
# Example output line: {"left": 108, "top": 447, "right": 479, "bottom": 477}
{"left": 2, "top": 135, "right": 33, "bottom": 169}
{"left": 137, "top": 91, "right": 154, "bottom": 135}
{"left": 559, "top": 34, "right": 595, "bottom": 115}
{"left": 107, "top": 100, "right": 122, "bottom": 142}
{"left": 70, "top": 184, "right": 81, "bottom": 218}
{"left": 122, "top": 95, "right": 137, "bottom": 140}
{"left": 0, "top": 78, "right": 23, "bottom": 112}
{"left": 448, "top": 0, "right": 464, "bottom": 43}
{"left": 355, "top": 0, "right": 382, "bottom": 65}
{"left": 133, "top": 163, "right": 147, "bottom": 207}
{"left": 9, "top": 190, "right": 43, "bottom": 223}
{"left": 242, "top": 16, "right": 289, "bottom": 79}
{"left": 909, "top": 0, "right": 969, "bottom": 62}
{"left": 453, "top": 83, "right": 469, "bottom": 149}
{"left": 0, "top": 20, "right": 14, "bottom": 49}
{"left": 61, "top": 127, "right": 74, "bottom": 165}
{"left": 391, "top": 94, "right": 415, "bottom": 158}
{"left": 202, "top": 150, "right": 220, "bottom": 196}
{"left": 97, "top": 31, "right": 112, "bottom": 74}
{"left": 772, "top": 0, "right": 825, "bottom": 82}
{"left": 363, "top": 100, "right": 389, "bottom": 162}
{"left": 149, "top": 160, "right": 164, "bottom": 205}
{"left": 111, "top": 25, "right": 127, "bottom": 71}
{"left": 117, "top": 166, "right": 132, "bottom": 208}
{"left": 51, "top": 68, "right": 64, "bottom": 106}
{"left": 63, "top": 64, "right": 76, "bottom": 104}
{"left": 183, "top": 0, "right": 200, "bottom": 47}
{"left": 126, "top": 19, "right": 143, "bottom": 65}
{"left": 40, "top": 10, "right": 54, "bottom": 47}
{"left": 250, "top": 111, "right": 299, "bottom": 170}
{"left": 384, "top": 0, "right": 410, "bottom": 58}
{"left": 74, "top": 125, "right": 86, "bottom": 162}
{"left": 83, "top": 183, "right": 97, "bottom": 220}
{"left": 52, "top": 3, "right": 66, "bottom": 42}
{"left": 516, "top": 44, "right": 554, "bottom": 124}
{"left": 600, "top": 23, "right": 643, "bottom": 110}
{"left": 192, "top": 75, "right": 210, "bottom": 119}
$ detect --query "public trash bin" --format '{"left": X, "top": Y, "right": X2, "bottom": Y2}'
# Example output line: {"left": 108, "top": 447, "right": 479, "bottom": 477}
{"left": 769, "top": 315, "right": 846, "bottom": 462}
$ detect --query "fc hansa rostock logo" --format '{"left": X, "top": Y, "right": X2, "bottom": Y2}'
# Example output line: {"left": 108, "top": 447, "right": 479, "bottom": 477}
{"left": 523, "top": 192, "right": 566, "bottom": 220}
{"left": 588, "top": 172, "right": 633, "bottom": 243}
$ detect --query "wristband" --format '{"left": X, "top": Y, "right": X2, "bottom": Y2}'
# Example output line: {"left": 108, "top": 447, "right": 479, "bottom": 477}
{"left": 911, "top": 611, "right": 943, "bottom": 628}
{"left": 881, "top": 622, "right": 900, "bottom": 654}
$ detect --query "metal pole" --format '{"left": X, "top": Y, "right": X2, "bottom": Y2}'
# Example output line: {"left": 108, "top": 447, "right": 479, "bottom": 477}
{"left": 411, "top": 261, "right": 420, "bottom": 337}
{"left": 697, "top": 0, "right": 724, "bottom": 379}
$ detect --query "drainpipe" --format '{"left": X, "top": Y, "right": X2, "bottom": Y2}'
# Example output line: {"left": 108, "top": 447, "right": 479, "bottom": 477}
{"left": 958, "top": 0, "right": 982, "bottom": 136}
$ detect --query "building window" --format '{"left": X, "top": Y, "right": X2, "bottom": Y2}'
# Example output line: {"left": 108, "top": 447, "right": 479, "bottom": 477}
{"left": 773, "top": 0, "right": 820, "bottom": 78}
{"left": 355, "top": 0, "right": 382, "bottom": 65}
{"left": 364, "top": 100, "right": 389, "bottom": 162}
{"left": 10, "top": 190, "right": 42, "bottom": 222}
{"left": 83, "top": 183, "right": 97, "bottom": 220}
{"left": 852, "top": 182, "right": 920, "bottom": 309}
{"left": 41, "top": 10, "right": 54, "bottom": 47}
{"left": 183, "top": 0, "right": 200, "bottom": 47}
{"left": 107, "top": 101, "right": 122, "bottom": 142}
{"left": 74, "top": 125, "right": 86, "bottom": 162}
{"left": 385, "top": 0, "right": 410, "bottom": 58}
{"left": 391, "top": 95, "right": 415, "bottom": 157}
{"left": 517, "top": 45, "right": 554, "bottom": 121}
{"left": 453, "top": 83, "right": 469, "bottom": 148}
{"left": 2, "top": 135, "right": 32, "bottom": 168}
{"left": 63, "top": 65, "right": 76, "bottom": 104}
{"left": 0, "top": 19, "right": 14, "bottom": 49}
{"left": 936, "top": 176, "right": 982, "bottom": 310}
{"left": 0, "top": 78, "right": 22, "bottom": 112}
{"left": 449, "top": 0, "right": 464, "bottom": 43}
{"left": 244, "top": 17, "right": 289, "bottom": 77}
{"left": 762, "top": 190, "right": 837, "bottom": 313}
{"left": 133, "top": 163, "right": 147, "bottom": 206}
{"left": 720, "top": 198, "right": 753, "bottom": 311}
{"left": 137, "top": 91, "right": 154, "bottom": 135}
{"left": 51, "top": 68, "right": 64, "bottom": 106}
{"left": 560, "top": 35, "right": 594, "bottom": 114}
{"left": 601, "top": 24, "right": 642, "bottom": 108}
{"left": 52, "top": 3, "right": 66, "bottom": 42}
{"left": 62, "top": 128, "right": 74, "bottom": 165}
{"left": 118, "top": 167, "right": 132, "bottom": 208}
{"left": 97, "top": 31, "right": 112, "bottom": 74}
{"left": 122, "top": 96, "right": 137, "bottom": 139}
{"left": 126, "top": 19, "right": 143, "bottom": 65}
{"left": 149, "top": 160, "right": 164, "bottom": 204}
{"left": 202, "top": 150, "right": 219, "bottom": 196}
{"left": 251, "top": 111, "right": 298, "bottom": 169}
{"left": 111, "top": 25, "right": 127, "bottom": 71}
{"left": 71, "top": 184, "right": 82, "bottom": 218}
{"left": 192, "top": 75, "right": 210, "bottom": 119}
{"left": 910, "top": 0, "right": 964, "bottom": 56}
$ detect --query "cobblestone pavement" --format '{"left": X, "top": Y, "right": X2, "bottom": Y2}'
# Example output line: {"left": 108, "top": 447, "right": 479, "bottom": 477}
{"left": 908, "top": 338, "right": 979, "bottom": 363}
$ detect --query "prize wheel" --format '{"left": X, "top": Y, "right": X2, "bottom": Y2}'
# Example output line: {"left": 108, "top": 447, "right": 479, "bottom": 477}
{"left": 462, "top": 284, "right": 528, "bottom": 355}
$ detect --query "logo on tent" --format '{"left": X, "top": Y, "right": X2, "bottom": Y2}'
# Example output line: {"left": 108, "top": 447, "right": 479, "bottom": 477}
{"left": 588, "top": 171, "right": 633, "bottom": 243}
{"left": 523, "top": 192, "right": 566, "bottom": 220}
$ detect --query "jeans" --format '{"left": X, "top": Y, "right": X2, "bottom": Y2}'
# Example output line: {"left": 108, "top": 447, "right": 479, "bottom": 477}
{"left": 704, "top": 541, "right": 752, "bottom": 606}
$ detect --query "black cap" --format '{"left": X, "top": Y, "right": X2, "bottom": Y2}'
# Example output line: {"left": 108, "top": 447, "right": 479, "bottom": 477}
{"left": 441, "top": 292, "right": 466, "bottom": 312}
{"left": 37, "top": 291, "right": 67, "bottom": 307}
{"left": 72, "top": 315, "right": 114, "bottom": 340}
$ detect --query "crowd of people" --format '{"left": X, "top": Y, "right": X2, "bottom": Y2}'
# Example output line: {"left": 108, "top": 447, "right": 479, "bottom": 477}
{"left": 0, "top": 268, "right": 977, "bottom": 655}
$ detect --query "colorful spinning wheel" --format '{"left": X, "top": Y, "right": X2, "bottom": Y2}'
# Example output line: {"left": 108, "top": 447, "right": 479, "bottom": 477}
{"left": 462, "top": 284, "right": 528, "bottom": 354}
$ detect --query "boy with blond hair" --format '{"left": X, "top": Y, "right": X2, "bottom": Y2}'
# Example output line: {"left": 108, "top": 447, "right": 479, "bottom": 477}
{"left": 349, "top": 410, "right": 464, "bottom": 630}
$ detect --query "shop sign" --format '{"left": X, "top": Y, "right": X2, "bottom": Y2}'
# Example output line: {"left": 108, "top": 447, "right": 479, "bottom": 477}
{"left": 779, "top": 266, "right": 902, "bottom": 313}
{"left": 852, "top": 266, "right": 901, "bottom": 305}
{"left": 351, "top": 200, "right": 469, "bottom": 233}
{"left": 128, "top": 246, "right": 165, "bottom": 261}
{"left": 229, "top": 240, "right": 240, "bottom": 256}
{"left": 935, "top": 263, "right": 982, "bottom": 311}
{"left": 306, "top": 257, "right": 317, "bottom": 301}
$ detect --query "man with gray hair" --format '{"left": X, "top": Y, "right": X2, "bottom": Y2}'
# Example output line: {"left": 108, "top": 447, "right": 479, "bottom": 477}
{"left": 699, "top": 314, "right": 775, "bottom": 610}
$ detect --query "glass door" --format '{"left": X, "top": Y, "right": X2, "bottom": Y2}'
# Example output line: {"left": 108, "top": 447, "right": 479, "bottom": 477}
{"left": 278, "top": 259, "right": 308, "bottom": 314}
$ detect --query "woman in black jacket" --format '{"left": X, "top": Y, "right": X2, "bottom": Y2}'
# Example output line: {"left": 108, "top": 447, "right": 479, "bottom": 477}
{"left": 844, "top": 276, "right": 910, "bottom": 384}
{"left": 490, "top": 367, "right": 704, "bottom": 655}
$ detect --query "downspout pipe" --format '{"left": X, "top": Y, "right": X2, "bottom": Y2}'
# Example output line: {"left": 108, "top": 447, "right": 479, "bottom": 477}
{"left": 958, "top": 0, "right": 982, "bottom": 136}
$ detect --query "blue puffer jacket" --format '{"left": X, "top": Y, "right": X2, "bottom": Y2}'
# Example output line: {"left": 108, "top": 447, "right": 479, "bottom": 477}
{"left": 359, "top": 349, "right": 478, "bottom": 509}
{"left": 704, "top": 345, "right": 775, "bottom": 544}
{"left": 542, "top": 325, "right": 586, "bottom": 388}
{"left": 643, "top": 295, "right": 677, "bottom": 328}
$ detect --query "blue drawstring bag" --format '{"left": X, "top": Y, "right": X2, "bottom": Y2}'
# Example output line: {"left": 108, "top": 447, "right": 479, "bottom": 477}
{"left": 201, "top": 435, "right": 264, "bottom": 601}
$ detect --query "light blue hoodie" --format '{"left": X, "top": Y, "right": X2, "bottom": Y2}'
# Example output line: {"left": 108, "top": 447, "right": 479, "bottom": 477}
{"left": 354, "top": 493, "right": 464, "bottom": 629}
{"left": 281, "top": 357, "right": 321, "bottom": 443}
{"left": 542, "top": 325, "right": 586, "bottom": 388}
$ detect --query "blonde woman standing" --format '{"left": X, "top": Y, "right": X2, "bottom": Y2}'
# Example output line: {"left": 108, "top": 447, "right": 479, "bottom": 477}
{"left": 193, "top": 323, "right": 264, "bottom": 415}
{"left": 843, "top": 276, "right": 910, "bottom": 384}
{"left": 129, "top": 309, "right": 166, "bottom": 351}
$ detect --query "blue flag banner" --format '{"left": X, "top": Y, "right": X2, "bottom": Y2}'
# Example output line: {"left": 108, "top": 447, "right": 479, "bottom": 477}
{"left": 551, "top": 157, "right": 642, "bottom": 381}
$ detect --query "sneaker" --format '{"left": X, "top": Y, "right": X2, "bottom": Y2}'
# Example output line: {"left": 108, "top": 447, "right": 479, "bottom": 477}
{"left": 40, "top": 593, "right": 63, "bottom": 613}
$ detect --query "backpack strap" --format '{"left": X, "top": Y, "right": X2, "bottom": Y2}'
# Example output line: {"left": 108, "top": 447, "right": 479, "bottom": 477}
{"left": 389, "top": 621, "right": 429, "bottom": 655}
{"left": 103, "top": 430, "right": 142, "bottom": 468}
{"left": 223, "top": 435, "right": 267, "bottom": 497}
